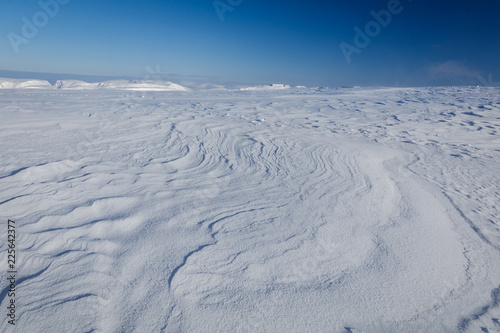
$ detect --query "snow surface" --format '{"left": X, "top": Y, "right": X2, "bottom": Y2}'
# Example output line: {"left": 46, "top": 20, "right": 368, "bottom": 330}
{"left": 0, "top": 86, "right": 499, "bottom": 332}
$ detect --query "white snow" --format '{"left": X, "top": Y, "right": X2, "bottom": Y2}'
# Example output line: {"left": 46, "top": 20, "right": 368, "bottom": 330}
{"left": 0, "top": 78, "right": 53, "bottom": 89}
{"left": 0, "top": 85, "right": 499, "bottom": 332}
{"left": 240, "top": 83, "right": 292, "bottom": 90}
{"left": 54, "top": 79, "right": 190, "bottom": 91}
{"left": 0, "top": 78, "right": 190, "bottom": 91}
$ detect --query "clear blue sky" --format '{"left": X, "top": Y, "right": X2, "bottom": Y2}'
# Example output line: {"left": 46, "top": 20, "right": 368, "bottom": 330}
{"left": 1, "top": 0, "right": 499, "bottom": 86}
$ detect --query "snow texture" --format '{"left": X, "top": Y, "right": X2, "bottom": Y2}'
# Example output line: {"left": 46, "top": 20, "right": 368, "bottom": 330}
{"left": 0, "top": 85, "right": 499, "bottom": 332}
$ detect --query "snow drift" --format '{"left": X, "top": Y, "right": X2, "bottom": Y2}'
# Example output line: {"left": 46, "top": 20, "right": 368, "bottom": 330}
{"left": 0, "top": 86, "right": 499, "bottom": 333}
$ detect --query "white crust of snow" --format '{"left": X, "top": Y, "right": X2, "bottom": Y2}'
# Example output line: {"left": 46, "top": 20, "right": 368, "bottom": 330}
{"left": 1, "top": 86, "right": 499, "bottom": 333}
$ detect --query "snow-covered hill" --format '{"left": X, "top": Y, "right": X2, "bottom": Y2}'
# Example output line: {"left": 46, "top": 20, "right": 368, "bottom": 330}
{"left": 0, "top": 78, "right": 190, "bottom": 91}
{"left": 54, "top": 79, "right": 190, "bottom": 91}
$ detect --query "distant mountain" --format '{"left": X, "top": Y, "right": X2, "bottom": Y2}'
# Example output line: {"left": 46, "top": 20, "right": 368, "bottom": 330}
{"left": 54, "top": 79, "right": 190, "bottom": 91}
{"left": 0, "top": 69, "right": 131, "bottom": 84}
{"left": 0, "top": 77, "right": 190, "bottom": 91}
{"left": 0, "top": 78, "right": 53, "bottom": 89}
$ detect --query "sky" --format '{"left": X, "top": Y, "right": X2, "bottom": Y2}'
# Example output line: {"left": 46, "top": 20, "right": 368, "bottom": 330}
{"left": 0, "top": 0, "right": 499, "bottom": 87}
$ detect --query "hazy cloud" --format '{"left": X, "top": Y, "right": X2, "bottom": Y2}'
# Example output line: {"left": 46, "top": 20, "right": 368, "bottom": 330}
{"left": 427, "top": 61, "right": 479, "bottom": 80}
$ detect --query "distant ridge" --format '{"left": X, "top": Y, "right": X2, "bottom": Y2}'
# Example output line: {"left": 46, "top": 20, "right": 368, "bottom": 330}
{"left": 240, "top": 83, "right": 292, "bottom": 91}
{"left": 0, "top": 77, "right": 190, "bottom": 91}
{"left": 54, "top": 79, "right": 190, "bottom": 91}
{"left": 0, "top": 69, "right": 130, "bottom": 84}
{"left": 0, "top": 78, "right": 52, "bottom": 89}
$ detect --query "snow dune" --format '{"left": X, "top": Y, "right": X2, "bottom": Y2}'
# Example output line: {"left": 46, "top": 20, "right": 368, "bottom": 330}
{"left": 0, "top": 86, "right": 499, "bottom": 332}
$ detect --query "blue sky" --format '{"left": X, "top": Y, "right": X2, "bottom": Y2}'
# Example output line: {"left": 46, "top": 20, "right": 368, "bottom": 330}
{"left": 1, "top": 0, "right": 499, "bottom": 87}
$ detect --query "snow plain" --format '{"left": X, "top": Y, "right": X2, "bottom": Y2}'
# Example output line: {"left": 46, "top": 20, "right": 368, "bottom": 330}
{"left": 0, "top": 84, "right": 499, "bottom": 332}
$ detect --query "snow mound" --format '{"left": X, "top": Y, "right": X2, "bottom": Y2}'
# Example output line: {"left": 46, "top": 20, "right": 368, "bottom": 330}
{"left": 240, "top": 83, "right": 292, "bottom": 91}
{"left": 0, "top": 77, "right": 53, "bottom": 89}
{"left": 55, "top": 79, "right": 190, "bottom": 91}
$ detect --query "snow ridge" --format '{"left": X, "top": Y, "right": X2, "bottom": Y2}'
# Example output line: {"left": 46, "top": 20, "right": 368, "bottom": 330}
{"left": 0, "top": 77, "right": 52, "bottom": 89}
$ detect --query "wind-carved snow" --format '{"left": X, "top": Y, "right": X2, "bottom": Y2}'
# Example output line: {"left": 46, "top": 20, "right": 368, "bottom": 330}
{"left": 0, "top": 86, "right": 499, "bottom": 332}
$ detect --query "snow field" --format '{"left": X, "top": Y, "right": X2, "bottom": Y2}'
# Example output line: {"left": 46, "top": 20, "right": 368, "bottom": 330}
{"left": 0, "top": 86, "right": 499, "bottom": 332}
